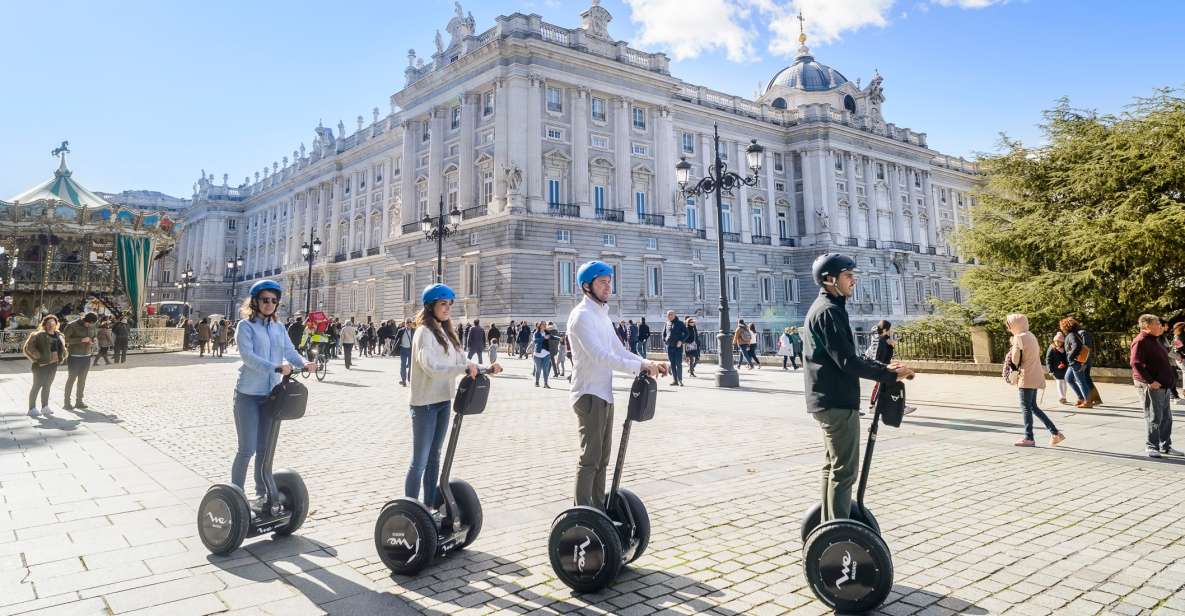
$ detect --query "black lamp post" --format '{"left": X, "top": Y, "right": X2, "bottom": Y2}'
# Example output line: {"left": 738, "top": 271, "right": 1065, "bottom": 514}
{"left": 175, "top": 264, "right": 199, "bottom": 319}
{"left": 300, "top": 231, "right": 323, "bottom": 314}
{"left": 675, "top": 123, "right": 763, "bottom": 388}
{"left": 421, "top": 195, "right": 463, "bottom": 284}
{"left": 225, "top": 253, "right": 244, "bottom": 316}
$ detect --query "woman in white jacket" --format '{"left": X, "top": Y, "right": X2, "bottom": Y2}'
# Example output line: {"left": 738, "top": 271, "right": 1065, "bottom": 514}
{"left": 405, "top": 283, "right": 501, "bottom": 505}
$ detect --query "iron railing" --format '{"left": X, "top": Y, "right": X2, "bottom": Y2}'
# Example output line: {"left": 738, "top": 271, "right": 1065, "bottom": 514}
{"left": 350, "top": 250, "right": 363, "bottom": 259}
{"left": 989, "top": 330, "right": 1136, "bottom": 369}
{"left": 401, "top": 221, "right": 422, "bottom": 234}
{"left": 548, "top": 203, "right": 581, "bottom": 218}
{"left": 596, "top": 209, "right": 624, "bottom": 222}
{"left": 855, "top": 331, "right": 974, "bottom": 362}
{"left": 751, "top": 235, "right": 771, "bottom": 245}
{"left": 639, "top": 213, "right": 665, "bottom": 227}
{"left": 462, "top": 205, "right": 488, "bottom": 220}
{"left": 779, "top": 237, "right": 796, "bottom": 247}
{"left": 865, "top": 239, "right": 878, "bottom": 249}
{"left": 367, "top": 247, "right": 381, "bottom": 256}
{"left": 1, "top": 327, "right": 184, "bottom": 358}
{"left": 722, "top": 232, "right": 741, "bottom": 243}
{"left": 333, "top": 253, "right": 347, "bottom": 263}
{"left": 846, "top": 237, "right": 860, "bottom": 247}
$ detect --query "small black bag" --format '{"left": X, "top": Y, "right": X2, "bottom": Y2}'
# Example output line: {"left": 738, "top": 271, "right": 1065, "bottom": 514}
{"left": 628, "top": 374, "right": 657, "bottom": 422}
{"left": 875, "top": 380, "right": 905, "bottom": 428}
{"left": 454, "top": 373, "right": 491, "bottom": 416}
{"left": 267, "top": 375, "right": 309, "bottom": 420}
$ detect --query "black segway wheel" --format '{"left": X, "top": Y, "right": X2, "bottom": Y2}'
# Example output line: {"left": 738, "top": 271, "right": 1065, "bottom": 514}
{"left": 197, "top": 484, "right": 250, "bottom": 555}
{"left": 375, "top": 500, "right": 437, "bottom": 575}
{"left": 271, "top": 469, "right": 309, "bottom": 537}
{"left": 548, "top": 507, "right": 623, "bottom": 593}
{"left": 803, "top": 519, "right": 894, "bottom": 614}
{"left": 449, "top": 480, "right": 483, "bottom": 550}
{"left": 612, "top": 489, "right": 650, "bottom": 564}
{"left": 800, "top": 501, "right": 881, "bottom": 545}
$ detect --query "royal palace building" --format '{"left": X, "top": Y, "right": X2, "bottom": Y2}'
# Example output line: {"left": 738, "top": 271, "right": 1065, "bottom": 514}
{"left": 155, "top": 1, "right": 982, "bottom": 335}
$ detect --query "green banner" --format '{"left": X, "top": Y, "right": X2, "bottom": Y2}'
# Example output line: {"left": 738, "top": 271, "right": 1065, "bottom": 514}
{"left": 116, "top": 234, "right": 154, "bottom": 326}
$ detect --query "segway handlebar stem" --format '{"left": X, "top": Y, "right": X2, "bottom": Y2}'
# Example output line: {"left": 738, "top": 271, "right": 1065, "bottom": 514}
{"left": 856, "top": 401, "right": 882, "bottom": 505}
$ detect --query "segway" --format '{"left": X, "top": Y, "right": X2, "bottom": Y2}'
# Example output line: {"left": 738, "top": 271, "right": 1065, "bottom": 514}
{"left": 374, "top": 369, "right": 492, "bottom": 575}
{"left": 800, "top": 379, "right": 909, "bottom": 613}
{"left": 197, "top": 371, "right": 310, "bottom": 555}
{"left": 548, "top": 374, "right": 656, "bottom": 593}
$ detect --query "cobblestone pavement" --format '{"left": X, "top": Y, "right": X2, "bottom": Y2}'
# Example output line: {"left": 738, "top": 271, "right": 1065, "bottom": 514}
{"left": 3, "top": 349, "right": 1185, "bottom": 615}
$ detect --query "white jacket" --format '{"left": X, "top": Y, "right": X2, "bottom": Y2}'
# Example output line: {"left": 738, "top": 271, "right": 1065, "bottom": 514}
{"left": 340, "top": 324, "right": 357, "bottom": 344}
{"left": 410, "top": 326, "right": 471, "bottom": 406}
{"left": 567, "top": 296, "right": 644, "bottom": 406}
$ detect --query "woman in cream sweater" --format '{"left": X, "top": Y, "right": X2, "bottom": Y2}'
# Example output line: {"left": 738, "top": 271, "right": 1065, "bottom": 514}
{"left": 1006, "top": 313, "right": 1065, "bottom": 448}
{"left": 406, "top": 283, "right": 501, "bottom": 505}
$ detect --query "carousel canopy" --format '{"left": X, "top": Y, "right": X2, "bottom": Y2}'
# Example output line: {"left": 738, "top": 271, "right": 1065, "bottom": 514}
{"left": 7, "top": 151, "right": 111, "bottom": 208}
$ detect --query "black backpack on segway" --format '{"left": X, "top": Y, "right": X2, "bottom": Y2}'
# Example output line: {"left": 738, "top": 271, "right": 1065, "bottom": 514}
{"left": 800, "top": 379, "right": 908, "bottom": 613}
{"left": 197, "top": 373, "right": 311, "bottom": 555}
{"left": 547, "top": 374, "right": 656, "bottom": 593}
{"left": 373, "top": 370, "right": 491, "bottom": 575}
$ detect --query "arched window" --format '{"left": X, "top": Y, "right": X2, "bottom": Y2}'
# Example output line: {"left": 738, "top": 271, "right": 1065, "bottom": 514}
{"left": 843, "top": 95, "right": 857, "bottom": 114}
{"left": 772, "top": 97, "right": 787, "bottom": 110}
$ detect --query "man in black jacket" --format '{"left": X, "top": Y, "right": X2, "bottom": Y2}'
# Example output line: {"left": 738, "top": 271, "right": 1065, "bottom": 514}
{"left": 804, "top": 253, "right": 913, "bottom": 522}
{"left": 111, "top": 316, "right": 130, "bottom": 363}
{"left": 663, "top": 310, "right": 689, "bottom": 386}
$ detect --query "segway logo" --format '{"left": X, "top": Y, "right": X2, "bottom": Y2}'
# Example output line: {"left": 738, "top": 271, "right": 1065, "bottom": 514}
{"left": 386, "top": 534, "right": 420, "bottom": 554}
{"left": 205, "top": 511, "right": 228, "bottom": 527}
{"left": 574, "top": 536, "right": 591, "bottom": 573}
{"left": 890, "top": 394, "right": 902, "bottom": 402}
{"left": 835, "top": 551, "right": 857, "bottom": 588}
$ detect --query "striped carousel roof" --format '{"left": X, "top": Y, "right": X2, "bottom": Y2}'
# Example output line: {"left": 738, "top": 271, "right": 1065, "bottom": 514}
{"left": 7, "top": 155, "right": 112, "bottom": 208}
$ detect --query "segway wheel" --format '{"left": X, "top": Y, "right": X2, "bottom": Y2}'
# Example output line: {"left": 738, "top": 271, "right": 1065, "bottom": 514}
{"left": 197, "top": 484, "right": 250, "bottom": 555}
{"left": 374, "top": 500, "right": 437, "bottom": 575}
{"left": 800, "top": 501, "right": 881, "bottom": 545}
{"left": 548, "top": 508, "right": 623, "bottom": 593}
{"left": 803, "top": 519, "right": 894, "bottom": 614}
{"left": 271, "top": 469, "right": 309, "bottom": 537}
{"left": 315, "top": 359, "right": 327, "bottom": 381}
{"left": 449, "top": 480, "right": 483, "bottom": 550}
{"left": 612, "top": 489, "right": 650, "bottom": 564}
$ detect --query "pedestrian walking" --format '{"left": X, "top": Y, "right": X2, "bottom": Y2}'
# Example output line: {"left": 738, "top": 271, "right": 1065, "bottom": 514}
{"left": 790, "top": 327, "right": 804, "bottom": 369}
{"left": 340, "top": 319, "right": 357, "bottom": 369}
{"left": 1131, "top": 314, "right": 1181, "bottom": 458}
{"left": 1045, "top": 332, "right": 1071, "bottom": 405}
{"left": 62, "top": 312, "right": 98, "bottom": 410}
{"left": 1061, "top": 317, "right": 1101, "bottom": 408}
{"left": 638, "top": 317, "right": 651, "bottom": 356}
{"left": 567, "top": 261, "right": 667, "bottom": 508}
{"left": 803, "top": 254, "right": 913, "bottom": 522}
{"left": 229, "top": 280, "right": 314, "bottom": 505}
{"left": 112, "top": 316, "right": 130, "bottom": 363}
{"left": 93, "top": 321, "right": 114, "bottom": 366}
{"left": 865, "top": 321, "right": 916, "bottom": 416}
{"left": 23, "top": 315, "right": 65, "bottom": 417}
{"left": 747, "top": 322, "right": 763, "bottom": 368}
{"left": 685, "top": 316, "right": 701, "bottom": 377}
{"left": 663, "top": 310, "right": 688, "bottom": 386}
{"left": 393, "top": 320, "right": 415, "bottom": 386}
{"left": 778, "top": 327, "right": 794, "bottom": 370}
{"left": 1171, "top": 322, "right": 1185, "bottom": 406}
{"left": 517, "top": 322, "right": 531, "bottom": 359}
{"left": 628, "top": 320, "right": 639, "bottom": 355}
{"left": 196, "top": 318, "right": 211, "bottom": 357}
{"left": 1004, "top": 313, "right": 1064, "bottom": 447}
{"left": 466, "top": 319, "right": 487, "bottom": 364}
{"left": 534, "top": 322, "right": 553, "bottom": 388}
{"left": 406, "top": 284, "right": 501, "bottom": 504}
{"left": 733, "top": 320, "right": 754, "bottom": 369}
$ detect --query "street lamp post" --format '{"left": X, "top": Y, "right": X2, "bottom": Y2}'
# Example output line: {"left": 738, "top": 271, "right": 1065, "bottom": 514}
{"left": 225, "top": 253, "right": 244, "bottom": 316}
{"left": 300, "top": 230, "right": 323, "bottom": 315}
{"left": 420, "top": 195, "right": 463, "bottom": 284}
{"left": 175, "top": 265, "right": 199, "bottom": 320}
{"left": 675, "top": 123, "right": 763, "bottom": 388}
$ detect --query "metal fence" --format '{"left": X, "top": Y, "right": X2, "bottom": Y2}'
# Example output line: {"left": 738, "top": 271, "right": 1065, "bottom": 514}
{"left": 0, "top": 327, "right": 184, "bottom": 358}
{"left": 991, "top": 331, "right": 1136, "bottom": 369}
{"left": 645, "top": 329, "right": 973, "bottom": 362}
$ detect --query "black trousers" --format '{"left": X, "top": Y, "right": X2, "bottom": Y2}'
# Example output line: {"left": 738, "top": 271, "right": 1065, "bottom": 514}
{"left": 29, "top": 364, "right": 58, "bottom": 409}
{"left": 343, "top": 343, "right": 354, "bottom": 368}
{"left": 113, "top": 339, "right": 128, "bottom": 363}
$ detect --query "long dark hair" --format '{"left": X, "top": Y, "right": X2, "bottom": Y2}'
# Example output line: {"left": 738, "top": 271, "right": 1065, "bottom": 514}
{"left": 415, "top": 300, "right": 461, "bottom": 351}
{"left": 875, "top": 320, "right": 892, "bottom": 335}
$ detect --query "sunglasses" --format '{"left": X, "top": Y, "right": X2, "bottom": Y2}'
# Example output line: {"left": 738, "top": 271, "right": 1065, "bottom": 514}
{"left": 257, "top": 297, "right": 280, "bottom": 305}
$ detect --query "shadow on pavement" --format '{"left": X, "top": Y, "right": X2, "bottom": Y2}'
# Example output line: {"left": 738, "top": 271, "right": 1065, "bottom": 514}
{"left": 318, "top": 380, "right": 370, "bottom": 388}
{"left": 1054, "top": 446, "right": 1185, "bottom": 465}
{"left": 881, "top": 586, "right": 988, "bottom": 615}
{"left": 904, "top": 418, "right": 1015, "bottom": 435}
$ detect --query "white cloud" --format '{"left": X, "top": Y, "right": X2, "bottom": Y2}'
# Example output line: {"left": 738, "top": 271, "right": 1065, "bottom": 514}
{"left": 767, "top": 0, "right": 895, "bottom": 54}
{"left": 624, "top": 0, "right": 759, "bottom": 62}
{"left": 932, "top": 0, "right": 1005, "bottom": 7}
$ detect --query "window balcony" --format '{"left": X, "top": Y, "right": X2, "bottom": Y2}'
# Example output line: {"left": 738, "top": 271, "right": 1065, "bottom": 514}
{"left": 865, "top": 239, "right": 877, "bottom": 249}
{"left": 722, "top": 232, "right": 741, "bottom": 243}
{"left": 751, "top": 234, "right": 771, "bottom": 245}
{"left": 333, "top": 253, "right": 347, "bottom": 263}
{"left": 926, "top": 246, "right": 937, "bottom": 255}
{"left": 779, "top": 237, "right": 797, "bottom": 247}
{"left": 696, "top": 229, "right": 708, "bottom": 240}
{"left": 596, "top": 208, "right": 624, "bottom": 222}
{"left": 639, "top": 213, "right": 665, "bottom": 227}
{"left": 462, "top": 205, "right": 488, "bottom": 220}
{"left": 548, "top": 203, "right": 581, "bottom": 218}
{"left": 845, "top": 237, "right": 860, "bottom": 247}
{"left": 350, "top": 250, "right": 363, "bottom": 260}
{"left": 367, "top": 247, "right": 381, "bottom": 256}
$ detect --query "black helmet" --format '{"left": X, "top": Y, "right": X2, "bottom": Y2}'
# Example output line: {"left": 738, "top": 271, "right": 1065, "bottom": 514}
{"left": 811, "top": 253, "right": 858, "bottom": 286}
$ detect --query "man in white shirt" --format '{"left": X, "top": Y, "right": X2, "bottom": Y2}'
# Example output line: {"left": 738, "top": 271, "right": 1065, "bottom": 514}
{"left": 340, "top": 318, "right": 358, "bottom": 369}
{"left": 567, "top": 261, "right": 667, "bottom": 508}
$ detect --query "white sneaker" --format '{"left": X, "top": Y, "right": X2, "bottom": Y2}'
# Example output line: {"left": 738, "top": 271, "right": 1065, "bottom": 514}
{"left": 1147, "top": 448, "right": 1163, "bottom": 458}
{"left": 28, "top": 407, "right": 39, "bottom": 418}
{"left": 40, "top": 406, "right": 53, "bottom": 417}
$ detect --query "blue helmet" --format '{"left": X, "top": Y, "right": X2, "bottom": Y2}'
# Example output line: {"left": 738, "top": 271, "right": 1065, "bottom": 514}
{"left": 577, "top": 260, "right": 614, "bottom": 288}
{"left": 421, "top": 283, "right": 456, "bottom": 305}
{"left": 249, "top": 279, "right": 283, "bottom": 298}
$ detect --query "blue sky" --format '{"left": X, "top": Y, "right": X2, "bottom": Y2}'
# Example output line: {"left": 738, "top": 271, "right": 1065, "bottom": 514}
{"left": 2, "top": 0, "right": 1181, "bottom": 200}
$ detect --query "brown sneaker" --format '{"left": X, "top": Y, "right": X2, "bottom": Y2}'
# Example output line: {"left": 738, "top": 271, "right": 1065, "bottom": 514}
{"left": 1050, "top": 433, "right": 1066, "bottom": 446}
{"left": 1014, "top": 438, "right": 1036, "bottom": 447}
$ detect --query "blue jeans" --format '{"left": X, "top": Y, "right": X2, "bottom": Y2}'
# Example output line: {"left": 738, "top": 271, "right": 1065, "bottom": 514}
{"left": 1019, "top": 388, "right": 1058, "bottom": 441}
{"left": 638, "top": 340, "right": 649, "bottom": 357}
{"left": 1067, "top": 362, "right": 1094, "bottom": 401}
{"left": 406, "top": 401, "right": 451, "bottom": 504}
{"left": 231, "top": 391, "right": 272, "bottom": 496}
{"left": 399, "top": 347, "right": 411, "bottom": 383}
{"left": 667, "top": 346, "right": 684, "bottom": 383}
{"left": 534, "top": 355, "right": 551, "bottom": 386}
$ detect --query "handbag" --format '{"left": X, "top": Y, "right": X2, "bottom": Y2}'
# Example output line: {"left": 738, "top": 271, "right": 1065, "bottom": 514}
{"left": 1073, "top": 330, "right": 1091, "bottom": 363}
{"left": 875, "top": 380, "right": 906, "bottom": 428}
{"left": 627, "top": 374, "right": 658, "bottom": 422}
{"left": 454, "top": 373, "right": 491, "bottom": 416}
{"left": 685, "top": 341, "right": 698, "bottom": 352}
{"left": 266, "top": 375, "right": 309, "bottom": 420}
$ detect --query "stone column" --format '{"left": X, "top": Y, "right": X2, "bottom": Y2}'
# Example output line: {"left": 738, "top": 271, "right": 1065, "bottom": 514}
{"left": 899, "top": 165, "right": 913, "bottom": 244}
{"left": 506, "top": 76, "right": 530, "bottom": 212}
{"left": 526, "top": 75, "right": 544, "bottom": 212}
{"left": 329, "top": 176, "right": 344, "bottom": 257}
{"left": 493, "top": 78, "right": 511, "bottom": 212}
{"left": 788, "top": 150, "right": 803, "bottom": 237}
{"left": 865, "top": 159, "right": 881, "bottom": 242}
{"left": 763, "top": 148, "right": 777, "bottom": 241}
{"left": 428, "top": 108, "right": 445, "bottom": 219}
{"left": 654, "top": 105, "right": 675, "bottom": 221}
{"left": 615, "top": 97, "right": 633, "bottom": 221}
{"left": 844, "top": 152, "right": 860, "bottom": 241}
{"left": 380, "top": 162, "right": 391, "bottom": 240}
{"left": 573, "top": 87, "right": 591, "bottom": 216}
{"left": 736, "top": 141, "right": 752, "bottom": 241}
{"left": 459, "top": 94, "right": 476, "bottom": 210}
{"left": 400, "top": 121, "right": 417, "bottom": 229}
{"left": 920, "top": 170, "right": 934, "bottom": 249}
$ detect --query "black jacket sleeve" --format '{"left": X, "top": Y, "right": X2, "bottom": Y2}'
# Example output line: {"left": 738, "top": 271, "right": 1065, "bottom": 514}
{"left": 819, "top": 308, "right": 896, "bottom": 384}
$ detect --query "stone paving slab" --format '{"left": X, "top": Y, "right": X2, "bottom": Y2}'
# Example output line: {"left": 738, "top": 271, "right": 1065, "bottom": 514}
{"left": 2, "top": 350, "right": 1185, "bottom": 615}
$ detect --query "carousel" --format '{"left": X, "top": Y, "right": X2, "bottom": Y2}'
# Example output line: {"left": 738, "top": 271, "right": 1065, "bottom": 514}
{"left": 0, "top": 142, "right": 176, "bottom": 339}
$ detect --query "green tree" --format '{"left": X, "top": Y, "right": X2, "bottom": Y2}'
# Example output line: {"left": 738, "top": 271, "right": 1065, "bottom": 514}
{"left": 957, "top": 89, "right": 1185, "bottom": 333}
